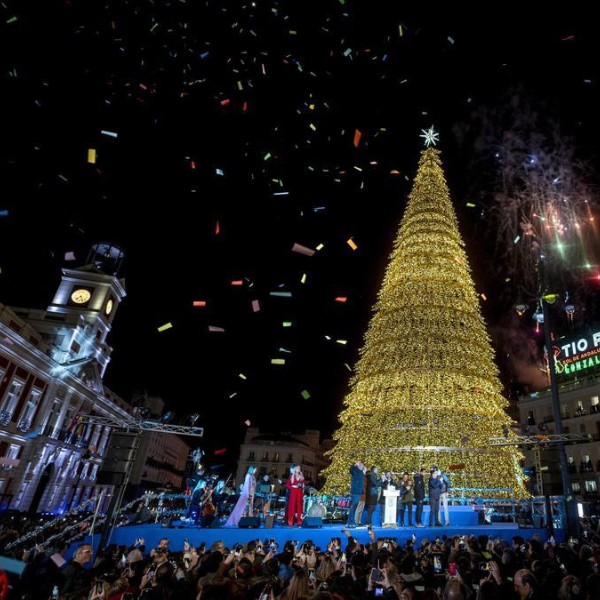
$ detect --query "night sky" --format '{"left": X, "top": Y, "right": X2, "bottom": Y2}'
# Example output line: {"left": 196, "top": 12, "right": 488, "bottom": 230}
{"left": 1, "top": 3, "right": 600, "bottom": 473}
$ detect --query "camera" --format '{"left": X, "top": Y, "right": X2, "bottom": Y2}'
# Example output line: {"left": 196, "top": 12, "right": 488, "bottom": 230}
{"left": 374, "top": 588, "right": 384, "bottom": 597}
{"left": 371, "top": 568, "right": 382, "bottom": 582}
{"left": 479, "top": 562, "right": 490, "bottom": 572}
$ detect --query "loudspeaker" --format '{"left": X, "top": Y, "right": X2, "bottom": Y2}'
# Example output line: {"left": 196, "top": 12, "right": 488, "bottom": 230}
{"left": 302, "top": 517, "right": 323, "bottom": 528}
{"left": 238, "top": 516, "right": 261, "bottom": 528}
{"left": 264, "top": 514, "right": 275, "bottom": 529}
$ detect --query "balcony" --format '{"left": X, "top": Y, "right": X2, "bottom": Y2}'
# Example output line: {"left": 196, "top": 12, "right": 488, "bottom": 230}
{"left": 0, "top": 411, "right": 12, "bottom": 427}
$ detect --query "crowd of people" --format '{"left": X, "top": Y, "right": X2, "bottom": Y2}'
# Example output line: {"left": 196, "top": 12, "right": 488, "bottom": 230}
{"left": 4, "top": 524, "right": 600, "bottom": 599}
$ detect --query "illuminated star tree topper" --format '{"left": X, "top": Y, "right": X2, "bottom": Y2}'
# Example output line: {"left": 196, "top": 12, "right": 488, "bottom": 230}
{"left": 420, "top": 126, "right": 439, "bottom": 147}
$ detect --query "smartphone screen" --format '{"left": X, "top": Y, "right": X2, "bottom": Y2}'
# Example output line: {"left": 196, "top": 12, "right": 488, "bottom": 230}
{"left": 374, "top": 588, "right": 384, "bottom": 597}
{"left": 433, "top": 555, "right": 443, "bottom": 574}
{"left": 371, "top": 568, "right": 381, "bottom": 582}
{"left": 448, "top": 562, "right": 457, "bottom": 577}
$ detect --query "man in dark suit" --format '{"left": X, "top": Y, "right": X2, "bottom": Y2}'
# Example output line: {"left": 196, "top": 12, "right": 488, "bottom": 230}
{"left": 413, "top": 467, "right": 427, "bottom": 527}
{"left": 428, "top": 468, "right": 443, "bottom": 527}
{"left": 346, "top": 460, "right": 365, "bottom": 527}
{"left": 366, "top": 466, "right": 383, "bottom": 526}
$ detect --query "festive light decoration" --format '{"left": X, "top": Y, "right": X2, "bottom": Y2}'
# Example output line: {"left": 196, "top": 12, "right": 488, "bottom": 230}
{"left": 322, "top": 147, "right": 527, "bottom": 498}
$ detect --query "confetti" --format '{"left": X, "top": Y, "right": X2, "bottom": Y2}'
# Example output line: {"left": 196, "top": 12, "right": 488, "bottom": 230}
{"left": 239, "top": 373, "right": 247, "bottom": 380}
{"left": 466, "top": 202, "right": 476, "bottom": 208}
{"left": 270, "top": 291, "right": 292, "bottom": 297}
{"left": 336, "top": 339, "right": 348, "bottom": 345}
{"left": 244, "top": 420, "right": 251, "bottom": 426}
{"left": 231, "top": 280, "right": 244, "bottom": 286}
{"left": 64, "top": 251, "right": 76, "bottom": 261}
{"left": 215, "top": 168, "right": 224, "bottom": 176}
{"left": 215, "top": 221, "right": 220, "bottom": 235}
{"left": 335, "top": 297, "right": 347, "bottom": 303}
{"left": 282, "top": 321, "right": 293, "bottom": 327}
{"left": 87, "top": 149, "right": 96, "bottom": 164}
{"left": 158, "top": 322, "right": 173, "bottom": 332}
{"left": 300, "top": 273, "right": 307, "bottom": 284}
{"left": 100, "top": 130, "right": 118, "bottom": 138}
{"left": 347, "top": 238, "right": 358, "bottom": 251}
{"left": 301, "top": 389, "right": 311, "bottom": 400}
{"left": 316, "top": 243, "right": 325, "bottom": 251}
{"left": 0, "top": 210, "right": 9, "bottom": 217}
{"left": 214, "top": 448, "right": 226, "bottom": 455}
{"left": 291, "top": 242, "right": 315, "bottom": 256}
{"left": 208, "top": 325, "right": 225, "bottom": 332}
{"left": 193, "top": 301, "right": 207, "bottom": 307}
{"left": 513, "top": 235, "right": 521, "bottom": 244}
{"left": 481, "top": 294, "right": 487, "bottom": 301}
{"left": 252, "top": 299, "right": 260, "bottom": 312}
{"left": 353, "top": 129, "right": 362, "bottom": 147}
{"left": 271, "top": 358, "right": 285, "bottom": 365}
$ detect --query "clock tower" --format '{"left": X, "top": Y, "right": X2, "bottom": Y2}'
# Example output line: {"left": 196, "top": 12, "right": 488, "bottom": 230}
{"left": 42, "top": 244, "right": 126, "bottom": 386}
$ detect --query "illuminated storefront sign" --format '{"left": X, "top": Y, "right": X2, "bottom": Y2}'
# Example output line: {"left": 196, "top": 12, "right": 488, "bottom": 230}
{"left": 554, "top": 331, "right": 600, "bottom": 377}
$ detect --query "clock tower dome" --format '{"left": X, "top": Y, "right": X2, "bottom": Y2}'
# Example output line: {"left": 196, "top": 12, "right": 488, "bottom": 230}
{"left": 42, "top": 244, "right": 126, "bottom": 385}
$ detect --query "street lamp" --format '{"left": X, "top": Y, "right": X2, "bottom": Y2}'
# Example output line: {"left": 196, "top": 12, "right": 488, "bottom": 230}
{"left": 537, "top": 247, "right": 580, "bottom": 536}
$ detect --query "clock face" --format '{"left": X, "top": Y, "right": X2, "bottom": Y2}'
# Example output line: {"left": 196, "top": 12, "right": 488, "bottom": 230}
{"left": 105, "top": 299, "right": 114, "bottom": 315}
{"left": 70, "top": 288, "right": 92, "bottom": 304}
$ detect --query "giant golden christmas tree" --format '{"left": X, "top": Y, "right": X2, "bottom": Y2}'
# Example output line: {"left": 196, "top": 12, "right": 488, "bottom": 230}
{"left": 323, "top": 135, "right": 526, "bottom": 498}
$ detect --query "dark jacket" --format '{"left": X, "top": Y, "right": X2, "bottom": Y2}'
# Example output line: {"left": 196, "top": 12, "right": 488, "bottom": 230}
{"left": 349, "top": 465, "right": 365, "bottom": 495}
{"left": 428, "top": 476, "right": 442, "bottom": 499}
{"left": 413, "top": 474, "right": 425, "bottom": 500}
{"left": 60, "top": 560, "right": 93, "bottom": 597}
{"left": 400, "top": 479, "right": 414, "bottom": 503}
{"left": 367, "top": 471, "right": 383, "bottom": 504}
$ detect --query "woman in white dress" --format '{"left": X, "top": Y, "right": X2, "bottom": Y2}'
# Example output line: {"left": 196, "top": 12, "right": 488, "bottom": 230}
{"left": 225, "top": 466, "right": 256, "bottom": 527}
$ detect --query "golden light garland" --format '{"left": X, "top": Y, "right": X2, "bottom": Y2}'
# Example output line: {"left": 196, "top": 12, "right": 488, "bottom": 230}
{"left": 322, "top": 148, "right": 527, "bottom": 498}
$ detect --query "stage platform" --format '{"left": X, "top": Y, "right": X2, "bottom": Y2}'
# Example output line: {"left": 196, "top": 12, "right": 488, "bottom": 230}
{"left": 71, "top": 521, "right": 559, "bottom": 559}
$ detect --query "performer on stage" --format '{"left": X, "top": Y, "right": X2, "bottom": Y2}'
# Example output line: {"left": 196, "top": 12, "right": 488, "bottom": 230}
{"left": 438, "top": 468, "right": 451, "bottom": 526}
{"left": 286, "top": 465, "right": 305, "bottom": 526}
{"left": 346, "top": 460, "right": 365, "bottom": 528}
{"left": 428, "top": 467, "right": 443, "bottom": 527}
{"left": 399, "top": 471, "right": 414, "bottom": 527}
{"left": 378, "top": 471, "right": 397, "bottom": 525}
{"left": 284, "top": 463, "right": 296, "bottom": 523}
{"left": 186, "top": 463, "right": 208, "bottom": 522}
{"left": 366, "top": 466, "right": 383, "bottom": 526}
{"left": 225, "top": 466, "right": 256, "bottom": 527}
{"left": 413, "top": 467, "right": 427, "bottom": 527}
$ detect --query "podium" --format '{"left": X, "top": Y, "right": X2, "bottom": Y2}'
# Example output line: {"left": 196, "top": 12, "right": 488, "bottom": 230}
{"left": 382, "top": 486, "right": 400, "bottom": 528}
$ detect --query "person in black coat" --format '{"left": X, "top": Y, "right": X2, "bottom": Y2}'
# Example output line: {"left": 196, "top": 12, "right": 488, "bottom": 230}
{"left": 346, "top": 460, "right": 365, "bottom": 527}
{"left": 366, "top": 466, "right": 383, "bottom": 526}
{"left": 413, "top": 467, "right": 427, "bottom": 527}
{"left": 427, "top": 469, "right": 443, "bottom": 527}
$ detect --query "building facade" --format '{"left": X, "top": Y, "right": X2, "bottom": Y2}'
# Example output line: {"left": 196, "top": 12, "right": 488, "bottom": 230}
{"left": 127, "top": 396, "right": 190, "bottom": 497}
{"left": 0, "top": 245, "right": 132, "bottom": 513}
{"left": 518, "top": 374, "right": 600, "bottom": 499}
{"left": 235, "top": 428, "right": 331, "bottom": 493}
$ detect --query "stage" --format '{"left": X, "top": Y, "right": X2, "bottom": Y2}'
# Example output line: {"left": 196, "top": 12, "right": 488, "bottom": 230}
{"left": 72, "top": 521, "right": 559, "bottom": 560}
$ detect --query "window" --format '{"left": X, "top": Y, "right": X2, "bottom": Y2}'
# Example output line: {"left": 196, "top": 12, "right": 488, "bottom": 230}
{"left": 580, "top": 424, "right": 588, "bottom": 435}
{"left": 592, "top": 397, "right": 600, "bottom": 413}
{"left": 527, "top": 411, "right": 536, "bottom": 425}
{"left": 261, "top": 452, "right": 269, "bottom": 462}
{"left": 561, "top": 404, "right": 569, "bottom": 419}
{"left": 584, "top": 480, "right": 597, "bottom": 493}
{"left": 247, "top": 451, "right": 255, "bottom": 461}
{"left": 18, "top": 389, "right": 42, "bottom": 432}
{"left": 286, "top": 454, "right": 293, "bottom": 462}
{"left": 0, "top": 379, "right": 24, "bottom": 424}
{"left": 273, "top": 453, "right": 280, "bottom": 462}
{"left": 71, "top": 340, "right": 81, "bottom": 354}
{"left": 1, "top": 444, "right": 21, "bottom": 470}
{"left": 572, "top": 482, "right": 581, "bottom": 492}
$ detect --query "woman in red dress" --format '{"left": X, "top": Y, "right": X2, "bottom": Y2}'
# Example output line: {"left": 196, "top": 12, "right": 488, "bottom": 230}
{"left": 286, "top": 465, "right": 305, "bottom": 526}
